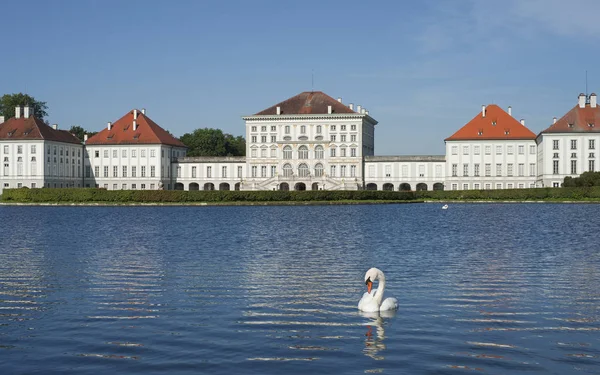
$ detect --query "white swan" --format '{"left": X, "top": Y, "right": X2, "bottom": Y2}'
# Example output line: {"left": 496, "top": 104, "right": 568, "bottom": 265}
{"left": 358, "top": 268, "right": 398, "bottom": 312}
{"left": 442, "top": 204, "right": 449, "bottom": 210}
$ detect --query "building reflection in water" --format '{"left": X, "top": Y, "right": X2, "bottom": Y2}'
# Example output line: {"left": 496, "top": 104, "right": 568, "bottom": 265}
{"left": 360, "top": 310, "right": 396, "bottom": 361}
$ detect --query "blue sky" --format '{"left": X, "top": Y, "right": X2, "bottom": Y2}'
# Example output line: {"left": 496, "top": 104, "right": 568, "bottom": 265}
{"left": 4, "top": 0, "right": 600, "bottom": 155}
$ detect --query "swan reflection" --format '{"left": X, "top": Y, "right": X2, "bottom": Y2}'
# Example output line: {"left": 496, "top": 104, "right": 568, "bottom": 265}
{"left": 360, "top": 310, "right": 396, "bottom": 360}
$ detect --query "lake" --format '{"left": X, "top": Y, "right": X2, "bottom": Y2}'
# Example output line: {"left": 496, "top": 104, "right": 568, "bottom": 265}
{"left": 0, "top": 203, "right": 599, "bottom": 374}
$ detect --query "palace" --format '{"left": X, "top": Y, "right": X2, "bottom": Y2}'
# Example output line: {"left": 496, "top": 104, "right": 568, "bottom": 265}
{"left": 1, "top": 91, "right": 599, "bottom": 194}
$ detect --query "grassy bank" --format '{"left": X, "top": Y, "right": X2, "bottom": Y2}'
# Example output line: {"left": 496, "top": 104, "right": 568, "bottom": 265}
{"left": 2, "top": 186, "right": 600, "bottom": 204}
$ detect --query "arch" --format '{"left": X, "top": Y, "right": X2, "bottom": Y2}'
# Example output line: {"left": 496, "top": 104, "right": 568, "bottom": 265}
{"left": 203, "top": 183, "right": 215, "bottom": 191}
{"left": 279, "top": 182, "right": 289, "bottom": 191}
{"left": 283, "top": 145, "right": 292, "bottom": 159}
{"left": 219, "top": 183, "right": 230, "bottom": 191}
{"left": 312, "top": 182, "right": 319, "bottom": 191}
{"left": 189, "top": 182, "right": 199, "bottom": 191}
{"left": 298, "top": 145, "right": 308, "bottom": 159}
{"left": 294, "top": 182, "right": 306, "bottom": 191}
{"left": 433, "top": 182, "right": 444, "bottom": 191}
{"left": 234, "top": 182, "right": 241, "bottom": 191}
{"left": 298, "top": 163, "right": 309, "bottom": 177}
{"left": 174, "top": 183, "right": 184, "bottom": 190}
{"left": 314, "top": 163, "right": 324, "bottom": 177}
{"left": 399, "top": 183, "right": 411, "bottom": 191}
{"left": 314, "top": 145, "right": 324, "bottom": 159}
{"left": 282, "top": 163, "right": 293, "bottom": 177}
{"left": 382, "top": 183, "right": 394, "bottom": 191}
{"left": 416, "top": 183, "right": 428, "bottom": 191}
{"left": 366, "top": 183, "right": 378, "bottom": 190}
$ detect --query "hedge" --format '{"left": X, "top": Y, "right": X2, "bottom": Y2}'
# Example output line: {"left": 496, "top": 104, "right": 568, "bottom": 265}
{"left": 3, "top": 187, "right": 600, "bottom": 203}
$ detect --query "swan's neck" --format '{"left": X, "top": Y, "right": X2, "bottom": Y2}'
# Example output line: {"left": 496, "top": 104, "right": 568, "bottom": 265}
{"left": 374, "top": 271, "right": 385, "bottom": 305}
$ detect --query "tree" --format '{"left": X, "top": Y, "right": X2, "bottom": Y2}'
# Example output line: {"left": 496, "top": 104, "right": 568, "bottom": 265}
{"left": 0, "top": 93, "right": 49, "bottom": 120}
{"left": 68, "top": 125, "right": 97, "bottom": 142}
{"left": 563, "top": 171, "right": 600, "bottom": 187}
{"left": 180, "top": 128, "right": 245, "bottom": 156}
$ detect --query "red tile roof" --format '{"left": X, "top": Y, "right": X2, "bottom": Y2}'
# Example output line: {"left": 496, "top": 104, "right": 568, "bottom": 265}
{"left": 445, "top": 104, "right": 536, "bottom": 141}
{"left": 254, "top": 91, "right": 356, "bottom": 115}
{"left": 0, "top": 116, "right": 81, "bottom": 144}
{"left": 539, "top": 101, "right": 600, "bottom": 134}
{"left": 86, "top": 109, "right": 186, "bottom": 147}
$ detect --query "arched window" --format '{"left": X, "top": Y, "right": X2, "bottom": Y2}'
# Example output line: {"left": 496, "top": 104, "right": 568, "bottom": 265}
{"left": 284, "top": 125, "right": 290, "bottom": 134}
{"left": 314, "top": 163, "right": 323, "bottom": 177}
{"left": 300, "top": 125, "right": 306, "bottom": 134}
{"left": 298, "top": 163, "right": 309, "bottom": 177}
{"left": 314, "top": 145, "right": 324, "bottom": 159}
{"left": 283, "top": 146, "right": 292, "bottom": 159}
{"left": 298, "top": 145, "right": 308, "bottom": 159}
{"left": 316, "top": 125, "right": 322, "bottom": 134}
{"left": 283, "top": 163, "right": 293, "bottom": 177}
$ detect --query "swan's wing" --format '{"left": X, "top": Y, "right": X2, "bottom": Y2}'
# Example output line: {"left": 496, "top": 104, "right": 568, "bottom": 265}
{"left": 380, "top": 297, "right": 398, "bottom": 311}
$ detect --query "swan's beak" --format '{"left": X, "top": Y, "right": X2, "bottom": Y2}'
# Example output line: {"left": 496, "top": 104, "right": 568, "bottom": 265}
{"left": 366, "top": 279, "right": 373, "bottom": 294}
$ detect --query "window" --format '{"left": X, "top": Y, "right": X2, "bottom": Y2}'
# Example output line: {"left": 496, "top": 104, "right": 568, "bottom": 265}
{"left": 350, "top": 165, "right": 356, "bottom": 177}
{"left": 485, "top": 145, "right": 491, "bottom": 155}
{"left": 251, "top": 166, "right": 257, "bottom": 177}
{"left": 150, "top": 149, "right": 156, "bottom": 157}
{"left": 283, "top": 164, "right": 292, "bottom": 177}
{"left": 351, "top": 135, "right": 356, "bottom": 142}
{"left": 315, "top": 145, "right": 324, "bottom": 159}
{"left": 340, "top": 148, "right": 346, "bottom": 157}
{"left": 261, "top": 165, "right": 266, "bottom": 177}
{"left": 590, "top": 153, "right": 595, "bottom": 158}
{"left": 402, "top": 165, "right": 408, "bottom": 177}
{"left": 283, "top": 146, "right": 292, "bottom": 159}
{"left": 149, "top": 166, "right": 155, "bottom": 177}
{"left": 150, "top": 183, "right": 155, "bottom": 190}
{"left": 351, "top": 148, "right": 356, "bottom": 157}
{"left": 298, "top": 145, "right": 308, "bottom": 159}
{"left": 463, "top": 164, "right": 468, "bottom": 177}
{"left": 104, "top": 166, "right": 109, "bottom": 177}
{"left": 435, "top": 165, "right": 442, "bottom": 178}
{"left": 590, "top": 139, "right": 596, "bottom": 150}
{"left": 122, "top": 166, "right": 127, "bottom": 177}
{"left": 517, "top": 145, "right": 524, "bottom": 155}
{"left": 474, "top": 146, "right": 480, "bottom": 155}
{"left": 452, "top": 183, "right": 458, "bottom": 190}
{"left": 251, "top": 148, "right": 257, "bottom": 158}
{"left": 474, "top": 164, "right": 480, "bottom": 177}
{"left": 113, "top": 149, "right": 117, "bottom": 158}
{"left": 94, "top": 166, "right": 99, "bottom": 177}
{"left": 141, "top": 149, "right": 146, "bottom": 157}
{"left": 3, "top": 145, "right": 8, "bottom": 154}
{"left": 298, "top": 163, "right": 309, "bottom": 177}
{"left": 341, "top": 135, "right": 346, "bottom": 142}
{"left": 496, "top": 163, "right": 502, "bottom": 176}
{"left": 207, "top": 166, "right": 212, "bottom": 178}
{"left": 330, "top": 165, "right": 336, "bottom": 177}
{"left": 122, "top": 184, "right": 127, "bottom": 190}
{"left": 85, "top": 166, "right": 91, "bottom": 178}
{"left": 132, "top": 149, "right": 136, "bottom": 157}
{"left": 31, "top": 145, "right": 36, "bottom": 154}
{"left": 103, "top": 150, "right": 108, "bottom": 158}
{"left": 271, "top": 136, "right": 276, "bottom": 143}
{"left": 261, "top": 126, "right": 266, "bottom": 132}
{"left": 351, "top": 124, "right": 356, "bottom": 131}
{"left": 452, "top": 164, "right": 457, "bottom": 177}
{"left": 496, "top": 146, "right": 502, "bottom": 155}
{"left": 191, "top": 166, "right": 197, "bottom": 178}
{"left": 238, "top": 166, "right": 242, "bottom": 178}
{"left": 518, "top": 163, "right": 524, "bottom": 176}
{"left": 316, "top": 125, "right": 322, "bottom": 134}
{"left": 496, "top": 183, "right": 502, "bottom": 189}
{"left": 141, "top": 166, "right": 146, "bottom": 177}
{"left": 261, "top": 135, "right": 266, "bottom": 143}
{"left": 141, "top": 183, "right": 146, "bottom": 190}
{"left": 507, "top": 145, "right": 514, "bottom": 155}
{"left": 451, "top": 146, "right": 458, "bottom": 155}
{"left": 251, "top": 136, "right": 257, "bottom": 143}
{"left": 529, "top": 163, "right": 536, "bottom": 177}
{"left": 330, "top": 135, "right": 336, "bottom": 142}
{"left": 419, "top": 165, "right": 425, "bottom": 177}
{"left": 552, "top": 140, "right": 559, "bottom": 150}
{"left": 553, "top": 160, "right": 559, "bottom": 174}
{"left": 368, "top": 165, "right": 376, "bottom": 178}
{"left": 122, "top": 149, "right": 127, "bottom": 158}
{"left": 300, "top": 125, "right": 306, "bottom": 134}
{"left": 94, "top": 150, "right": 99, "bottom": 158}
{"left": 530, "top": 145, "right": 536, "bottom": 154}
{"left": 385, "top": 165, "right": 391, "bottom": 177}
{"left": 571, "top": 140, "right": 577, "bottom": 150}
{"left": 330, "top": 148, "right": 336, "bottom": 157}
{"left": 340, "top": 165, "right": 346, "bottom": 177}
{"left": 261, "top": 148, "right": 267, "bottom": 158}
{"left": 463, "top": 183, "right": 469, "bottom": 190}
{"left": 132, "top": 166, "right": 136, "bottom": 177}
{"left": 507, "top": 163, "right": 513, "bottom": 176}
{"left": 131, "top": 184, "right": 136, "bottom": 190}
{"left": 222, "top": 166, "right": 227, "bottom": 178}
{"left": 271, "top": 126, "right": 276, "bottom": 132}
{"left": 270, "top": 148, "right": 276, "bottom": 157}
{"left": 271, "top": 165, "right": 276, "bottom": 177}
{"left": 590, "top": 159, "right": 595, "bottom": 172}
{"left": 463, "top": 146, "right": 469, "bottom": 155}
{"left": 113, "top": 166, "right": 118, "bottom": 177}
{"left": 331, "top": 125, "right": 336, "bottom": 131}
{"left": 474, "top": 183, "right": 480, "bottom": 190}
{"left": 284, "top": 126, "right": 290, "bottom": 134}
{"left": 16, "top": 157, "right": 23, "bottom": 176}
{"left": 251, "top": 126, "right": 257, "bottom": 132}
{"left": 571, "top": 160, "right": 577, "bottom": 174}
{"left": 571, "top": 153, "right": 577, "bottom": 158}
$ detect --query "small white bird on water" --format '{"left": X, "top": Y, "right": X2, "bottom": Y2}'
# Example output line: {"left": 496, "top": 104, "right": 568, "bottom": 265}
{"left": 358, "top": 268, "right": 398, "bottom": 312}
{"left": 442, "top": 204, "right": 449, "bottom": 210}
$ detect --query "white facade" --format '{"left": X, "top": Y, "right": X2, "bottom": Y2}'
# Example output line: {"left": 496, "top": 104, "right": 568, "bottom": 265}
{"left": 445, "top": 140, "right": 538, "bottom": 190}
{"left": 173, "top": 156, "right": 246, "bottom": 191}
{"left": 364, "top": 156, "right": 446, "bottom": 191}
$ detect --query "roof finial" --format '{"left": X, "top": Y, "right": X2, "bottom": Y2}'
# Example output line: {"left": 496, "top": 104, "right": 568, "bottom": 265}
{"left": 311, "top": 69, "right": 314, "bottom": 93}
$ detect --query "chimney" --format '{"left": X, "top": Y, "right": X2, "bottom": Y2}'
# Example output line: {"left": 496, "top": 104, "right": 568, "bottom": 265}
{"left": 23, "top": 106, "right": 31, "bottom": 118}
{"left": 141, "top": 108, "right": 146, "bottom": 115}
{"left": 15, "top": 106, "right": 21, "bottom": 119}
{"left": 52, "top": 124, "right": 58, "bottom": 130}
{"left": 357, "top": 105, "right": 362, "bottom": 113}
{"left": 365, "top": 110, "right": 369, "bottom": 115}
{"left": 508, "top": 106, "right": 512, "bottom": 116}
{"left": 578, "top": 93, "right": 586, "bottom": 108}
{"left": 520, "top": 119, "right": 525, "bottom": 126}
{"left": 327, "top": 105, "right": 332, "bottom": 114}
{"left": 133, "top": 119, "right": 137, "bottom": 131}
{"left": 553, "top": 117, "right": 557, "bottom": 124}
{"left": 591, "top": 93, "right": 597, "bottom": 108}
{"left": 107, "top": 121, "right": 112, "bottom": 130}
{"left": 0, "top": 116, "right": 4, "bottom": 124}
{"left": 84, "top": 134, "right": 88, "bottom": 142}
{"left": 276, "top": 106, "right": 281, "bottom": 115}
{"left": 337, "top": 97, "right": 342, "bottom": 103}
{"left": 133, "top": 109, "right": 138, "bottom": 119}
{"left": 349, "top": 103, "right": 354, "bottom": 110}
{"left": 482, "top": 105, "right": 486, "bottom": 117}
{"left": 361, "top": 108, "right": 366, "bottom": 114}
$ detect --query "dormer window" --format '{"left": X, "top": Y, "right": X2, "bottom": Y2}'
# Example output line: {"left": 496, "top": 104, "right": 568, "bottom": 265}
{"left": 477, "top": 129, "right": 483, "bottom": 136}
{"left": 492, "top": 121, "right": 497, "bottom": 126}
{"left": 107, "top": 134, "right": 114, "bottom": 139}
{"left": 588, "top": 123, "right": 594, "bottom": 128}
{"left": 504, "top": 129, "right": 510, "bottom": 135}
{"left": 568, "top": 123, "right": 574, "bottom": 128}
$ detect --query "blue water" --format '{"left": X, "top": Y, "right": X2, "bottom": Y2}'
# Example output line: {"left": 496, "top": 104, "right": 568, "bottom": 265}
{"left": 0, "top": 203, "right": 599, "bottom": 374}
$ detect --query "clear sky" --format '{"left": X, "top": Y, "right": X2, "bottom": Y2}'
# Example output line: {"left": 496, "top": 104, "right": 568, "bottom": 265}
{"left": 4, "top": 0, "right": 599, "bottom": 155}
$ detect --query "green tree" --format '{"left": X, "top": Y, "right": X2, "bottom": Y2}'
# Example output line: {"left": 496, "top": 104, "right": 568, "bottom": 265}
{"left": 0, "top": 93, "right": 49, "bottom": 120}
{"left": 563, "top": 171, "right": 600, "bottom": 187}
{"left": 181, "top": 128, "right": 245, "bottom": 156}
{"left": 68, "top": 125, "right": 97, "bottom": 142}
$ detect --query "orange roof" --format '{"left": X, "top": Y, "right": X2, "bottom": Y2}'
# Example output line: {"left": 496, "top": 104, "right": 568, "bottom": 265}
{"left": 445, "top": 104, "right": 536, "bottom": 141}
{"left": 254, "top": 91, "right": 356, "bottom": 115}
{"left": 86, "top": 109, "right": 186, "bottom": 147}
{"left": 540, "top": 100, "right": 600, "bottom": 134}
{"left": 0, "top": 116, "right": 81, "bottom": 144}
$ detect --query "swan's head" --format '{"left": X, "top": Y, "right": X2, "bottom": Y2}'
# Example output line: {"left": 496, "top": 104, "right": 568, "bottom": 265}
{"left": 364, "top": 267, "right": 381, "bottom": 294}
